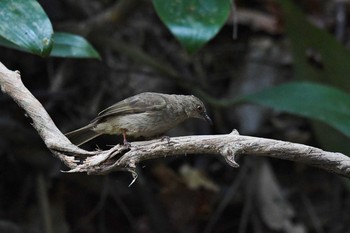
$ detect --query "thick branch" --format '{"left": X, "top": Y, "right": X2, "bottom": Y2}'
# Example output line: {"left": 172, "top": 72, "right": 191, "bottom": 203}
{"left": 0, "top": 62, "right": 95, "bottom": 168}
{"left": 1, "top": 62, "right": 350, "bottom": 179}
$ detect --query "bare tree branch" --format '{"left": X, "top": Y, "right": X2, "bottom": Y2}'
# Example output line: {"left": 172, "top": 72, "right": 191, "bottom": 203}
{"left": 1, "top": 62, "right": 350, "bottom": 180}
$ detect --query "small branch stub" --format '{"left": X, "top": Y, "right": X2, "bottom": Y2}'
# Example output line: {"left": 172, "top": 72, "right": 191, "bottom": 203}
{"left": 220, "top": 146, "right": 240, "bottom": 168}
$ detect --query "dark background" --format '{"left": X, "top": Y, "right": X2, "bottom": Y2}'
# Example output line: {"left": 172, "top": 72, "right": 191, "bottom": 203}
{"left": 0, "top": 0, "right": 349, "bottom": 233}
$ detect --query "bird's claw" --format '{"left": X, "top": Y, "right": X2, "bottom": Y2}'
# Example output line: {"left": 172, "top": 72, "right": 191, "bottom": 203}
{"left": 123, "top": 140, "right": 131, "bottom": 148}
{"left": 160, "top": 135, "right": 172, "bottom": 145}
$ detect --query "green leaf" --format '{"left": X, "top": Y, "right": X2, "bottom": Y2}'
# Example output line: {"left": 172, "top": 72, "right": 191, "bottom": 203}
{"left": 279, "top": 0, "right": 350, "bottom": 90}
{"left": 152, "top": 0, "right": 231, "bottom": 54}
{"left": 0, "top": 0, "right": 53, "bottom": 56}
{"left": 50, "top": 32, "right": 100, "bottom": 59}
{"left": 311, "top": 122, "right": 350, "bottom": 156}
{"left": 241, "top": 82, "right": 350, "bottom": 138}
{"left": 278, "top": 0, "right": 350, "bottom": 154}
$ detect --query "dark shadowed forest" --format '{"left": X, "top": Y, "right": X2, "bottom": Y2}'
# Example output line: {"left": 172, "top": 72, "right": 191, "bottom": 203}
{"left": 1, "top": 0, "right": 350, "bottom": 233}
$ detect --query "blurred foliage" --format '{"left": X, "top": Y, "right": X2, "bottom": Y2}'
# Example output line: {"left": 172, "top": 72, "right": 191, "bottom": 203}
{"left": 51, "top": 33, "right": 100, "bottom": 59}
{"left": 240, "top": 0, "right": 350, "bottom": 155}
{"left": 0, "top": 0, "right": 99, "bottom": 58}
{"left": 242, "top": 82, "right": 350, "bottom": 138}
{"left": 279, "top": 0, "right": 350, "bottom": 89}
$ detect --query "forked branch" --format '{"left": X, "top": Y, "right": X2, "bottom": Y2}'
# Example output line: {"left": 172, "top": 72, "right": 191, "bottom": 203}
{"left": 1, "top": 62, "right": 350, "bottom": 179}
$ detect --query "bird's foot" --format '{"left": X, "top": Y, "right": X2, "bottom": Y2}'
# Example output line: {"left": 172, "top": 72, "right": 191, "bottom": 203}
{"left": 123, "top": 139, "right": 131, "bottom": 148}
{"left": 160, "top": 135, "right": 171, "bottom": 145}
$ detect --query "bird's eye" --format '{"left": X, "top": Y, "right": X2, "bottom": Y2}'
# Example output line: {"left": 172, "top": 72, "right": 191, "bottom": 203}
{"left": 197, "top": 105, "right": 203, "bottom": 111}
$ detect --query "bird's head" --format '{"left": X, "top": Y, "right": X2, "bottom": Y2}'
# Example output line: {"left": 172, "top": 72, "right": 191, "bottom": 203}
{"left": 185, "top": 95, "right": 212, "bottom": 125}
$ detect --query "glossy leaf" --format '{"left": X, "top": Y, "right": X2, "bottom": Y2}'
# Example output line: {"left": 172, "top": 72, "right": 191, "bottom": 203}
{"left": 50, "top": 32, "right": 100, "bottom": 59}
{"left": 241, "top": 82, "right": 350, "bottom": 137}
{"left": 153, "top": 0, "right": 231, "bottom": 54}
{"left": 0, "top": 0, "right": 53, "bottom": 56}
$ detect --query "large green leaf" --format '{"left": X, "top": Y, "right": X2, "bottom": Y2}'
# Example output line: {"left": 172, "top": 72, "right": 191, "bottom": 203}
{"left": 241, "top": 82, "right": 350, "bottom": 138}
{"left": 50, "top": 33, "right": 100, "bottom": 59}
{"left": 152, "top": 0, "right": 231, "bottom": 54}
{"left": 0, "top": 0, "right": 53, "bottom": 56}
{"left": 278, "top": 0, "right": 350, "bottom": 154}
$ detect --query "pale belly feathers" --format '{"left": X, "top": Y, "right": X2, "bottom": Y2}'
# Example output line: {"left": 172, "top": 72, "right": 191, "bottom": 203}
{"left": 92, "top": 112, "right": 181, "bottom": 138}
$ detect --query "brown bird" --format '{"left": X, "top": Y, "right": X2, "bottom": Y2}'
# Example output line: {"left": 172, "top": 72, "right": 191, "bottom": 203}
{"left": 65, "top": 92, "right": 212, "bottom": 146}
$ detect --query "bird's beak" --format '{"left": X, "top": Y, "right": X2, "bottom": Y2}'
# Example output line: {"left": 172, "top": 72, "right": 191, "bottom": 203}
{"left": 201, "top": 112, "right": 213, "bottom": 125}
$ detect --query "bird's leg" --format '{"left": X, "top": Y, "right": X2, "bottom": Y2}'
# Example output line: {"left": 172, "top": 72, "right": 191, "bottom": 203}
{"left": 122, "top": 130, "right": 131, "bottom": 147}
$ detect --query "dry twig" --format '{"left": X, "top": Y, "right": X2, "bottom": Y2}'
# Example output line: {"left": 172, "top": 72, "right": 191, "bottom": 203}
{"left": 1, "top": 62, "right": 350, "bottom": 181}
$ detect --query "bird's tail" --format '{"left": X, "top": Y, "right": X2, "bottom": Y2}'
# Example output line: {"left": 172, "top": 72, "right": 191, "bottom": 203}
{"left": 65, "top": 125, "right": 101, "bottom": 146}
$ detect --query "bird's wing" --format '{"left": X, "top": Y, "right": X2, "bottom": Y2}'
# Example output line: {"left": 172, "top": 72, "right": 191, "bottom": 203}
{"left": 94, "top": 93, "right": 167, "bottom": 120}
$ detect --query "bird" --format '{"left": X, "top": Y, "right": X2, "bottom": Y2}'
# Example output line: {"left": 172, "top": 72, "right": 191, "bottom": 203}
{"left": 65, "top": 92, "right": 212, "bottom": 146}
